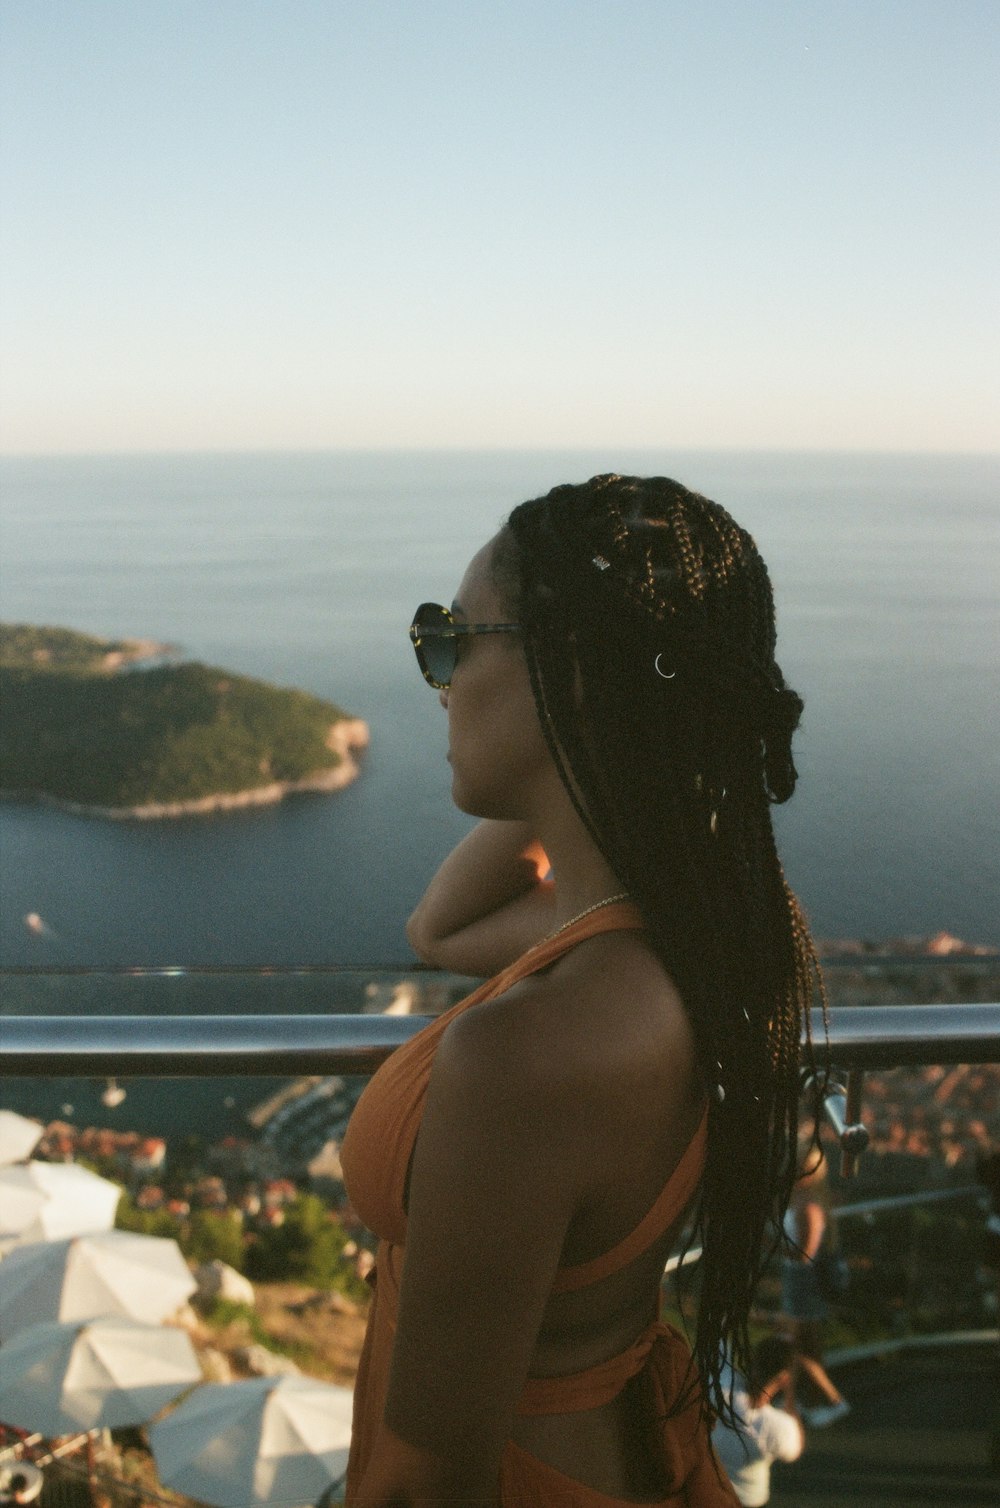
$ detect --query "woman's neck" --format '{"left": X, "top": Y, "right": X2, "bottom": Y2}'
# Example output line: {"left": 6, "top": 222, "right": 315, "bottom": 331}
{"left": 532, "top": 794, "right": 628, "bottom": 933}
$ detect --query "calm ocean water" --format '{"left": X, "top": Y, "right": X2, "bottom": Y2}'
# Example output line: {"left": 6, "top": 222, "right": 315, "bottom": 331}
{"left": 1, "top": 449, "right": 998, "bottom": 971}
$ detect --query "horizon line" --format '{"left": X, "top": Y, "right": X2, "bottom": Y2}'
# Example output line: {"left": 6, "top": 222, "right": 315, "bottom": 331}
{"left": 3, "top": 443, "right": 999, "bottom": 462}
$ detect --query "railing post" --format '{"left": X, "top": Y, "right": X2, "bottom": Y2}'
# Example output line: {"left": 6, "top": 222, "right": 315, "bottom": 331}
{"left": 802, "top": 1070, "right": 870, "bottom": 1177}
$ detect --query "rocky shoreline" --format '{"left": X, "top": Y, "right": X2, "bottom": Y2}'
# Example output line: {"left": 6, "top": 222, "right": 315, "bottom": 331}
{"left": 1, "top": 717, "right": 370, "bottom": 820}
{"left": 97, "top": 636, "right": 179, "bottom": 671}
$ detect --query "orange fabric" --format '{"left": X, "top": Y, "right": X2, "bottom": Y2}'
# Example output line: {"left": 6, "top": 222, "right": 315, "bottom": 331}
{"left": 341, "top": 902, "right": 646, "bottom": 1249}
{"left": 550, "top": 1114, "right": 707, "bottom": 1294}
{"left": 501, "top": 1318, "right": 737, "bottom": 1504}
{"left": 341, "top": 904, "right": 738, "bottom": 1506}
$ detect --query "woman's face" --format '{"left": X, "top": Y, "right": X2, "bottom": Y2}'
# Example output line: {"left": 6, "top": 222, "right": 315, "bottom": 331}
{"left": 441, "top": 535, "right": 555, "bottom": 820}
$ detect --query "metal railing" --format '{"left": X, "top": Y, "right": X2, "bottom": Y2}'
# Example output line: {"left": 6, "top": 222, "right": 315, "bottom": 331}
{"left": 1, "top": 1002, "right": 998, "bottom": 1076}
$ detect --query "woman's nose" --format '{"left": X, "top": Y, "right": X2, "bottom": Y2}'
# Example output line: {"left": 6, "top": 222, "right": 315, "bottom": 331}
{"left": 438, "top": 687, "right": 449, "bottom": 710}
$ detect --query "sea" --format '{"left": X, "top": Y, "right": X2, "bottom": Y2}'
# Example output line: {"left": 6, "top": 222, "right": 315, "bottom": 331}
{"left": 1, "top": 449, "right": 998, "bottom": 1132}
{"left": 2, "top": 446, "right": 999, "bottom": 964}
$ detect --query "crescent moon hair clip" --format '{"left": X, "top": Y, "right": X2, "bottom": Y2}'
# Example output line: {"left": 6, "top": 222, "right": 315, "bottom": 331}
{"left": 654, "top": 654, "right": 676, "bottom": 679}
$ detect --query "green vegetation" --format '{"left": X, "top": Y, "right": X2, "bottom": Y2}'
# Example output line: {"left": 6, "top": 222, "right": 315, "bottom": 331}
{"left": 247, "top": 1193, "right": 368, "bottom": 1299}
{"left": 186, "top": 1210, "right": 248, "bottom": 1270}
{"left": 116, "top": 1199, "right": 184, "bottom": 1242}
{"left": 0, "top": 622, "right": 147, "bottom": 673}
{"left": 0, "top": 622, "right": 353, "bottom": 810}
{"left": 115, "top": 1189, "right": 368, "bottom": 1302}
{"left": 200, "top": 1297, "right": 318, "bottom": 1367}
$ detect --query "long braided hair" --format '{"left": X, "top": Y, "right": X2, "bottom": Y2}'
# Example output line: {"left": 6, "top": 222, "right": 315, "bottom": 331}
{"left": 493, "top": 473, "right": 827, "bottom": 1420}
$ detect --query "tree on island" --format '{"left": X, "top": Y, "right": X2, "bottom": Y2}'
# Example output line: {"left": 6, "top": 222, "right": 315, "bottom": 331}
{"left": 0, "top": 622, "right": 367, "bottom": 814}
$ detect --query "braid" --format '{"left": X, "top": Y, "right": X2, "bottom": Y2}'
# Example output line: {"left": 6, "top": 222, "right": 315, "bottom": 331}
{"left": 497, "top": 474, "right": 828, "bottom": 1426}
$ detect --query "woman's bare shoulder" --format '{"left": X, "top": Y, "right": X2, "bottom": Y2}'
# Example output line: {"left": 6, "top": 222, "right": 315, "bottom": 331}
{"left": 439, "top": 930, "right": 696, "bottom": 1115}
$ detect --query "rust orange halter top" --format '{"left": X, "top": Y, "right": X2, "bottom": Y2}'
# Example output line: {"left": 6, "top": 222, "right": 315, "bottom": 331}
{"left": 340, "top": 903, "right": 737, "bottom": 1506}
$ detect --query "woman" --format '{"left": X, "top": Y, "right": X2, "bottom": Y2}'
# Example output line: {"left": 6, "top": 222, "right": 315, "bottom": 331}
{"left": 340, "top": 474, "right": 826, "bottom": 1505}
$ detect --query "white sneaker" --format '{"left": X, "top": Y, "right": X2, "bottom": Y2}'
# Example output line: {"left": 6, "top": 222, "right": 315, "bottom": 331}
{"left": 804, "top": 1400, "right": 851, "bottom": 1428}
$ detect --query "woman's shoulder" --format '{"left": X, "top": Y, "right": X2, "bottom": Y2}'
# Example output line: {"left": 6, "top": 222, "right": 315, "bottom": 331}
{"left": 428, "top": 933, "right": 703, "bottom": 1226}
{"left": 439, "top": 929, "right": 695, "bottom": 1107}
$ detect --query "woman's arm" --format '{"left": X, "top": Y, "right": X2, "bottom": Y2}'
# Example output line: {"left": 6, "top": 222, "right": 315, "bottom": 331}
{"left": 353, "top": 991, "right": 585, "bottom": 1505}
{"left": 800, "top": 1199, "right": 826, "bottom": 1261}
{"left": 348, "top": 1423, "right": 500, "bottom": 1506}
{"left": 406, "top": 820, "right": 555, "bottom": 975}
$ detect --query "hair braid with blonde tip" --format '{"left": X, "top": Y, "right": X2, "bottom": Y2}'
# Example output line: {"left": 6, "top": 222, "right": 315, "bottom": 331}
{"left": 493, "top": 474, "right": 829, "bottom": 1429}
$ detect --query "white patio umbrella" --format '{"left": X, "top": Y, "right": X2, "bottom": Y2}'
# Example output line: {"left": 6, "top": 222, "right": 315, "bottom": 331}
{"left": 0, "top": 1315, "right": 201, "bottom": 1434}
{"left": 149, "top": 1375, "right": 354, "bottom": 1508}
{"left": 0, "top": 1160, "right": 121, "bottom": 1246}
{"left": 0, "top": 1109, "right": 44, "bottom": 1165}
{"left": 0, "top": 1229, "right": 197, "bottom": 1341}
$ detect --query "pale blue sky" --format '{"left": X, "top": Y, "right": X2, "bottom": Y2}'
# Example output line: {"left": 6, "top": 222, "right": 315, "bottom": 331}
{"left": 1, "top": 0, "right": 997, "bottom": 454}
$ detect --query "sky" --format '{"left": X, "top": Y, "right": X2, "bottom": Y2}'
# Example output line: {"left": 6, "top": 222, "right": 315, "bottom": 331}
{"left": 1, "top": 0, "right": 998, "bottom": 455}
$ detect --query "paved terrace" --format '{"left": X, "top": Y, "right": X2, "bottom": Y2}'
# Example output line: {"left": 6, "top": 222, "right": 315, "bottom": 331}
{"left": 771, "top": 1339, "right": 999, "bottom": 1507}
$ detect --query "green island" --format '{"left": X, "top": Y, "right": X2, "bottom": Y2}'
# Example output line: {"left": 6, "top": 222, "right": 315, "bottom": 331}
{"left": 0, "top": 623, "right": 369, "bottom": 818}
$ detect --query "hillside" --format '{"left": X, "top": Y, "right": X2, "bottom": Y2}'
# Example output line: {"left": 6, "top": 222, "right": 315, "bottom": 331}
{"left": 0, "top": 621, "right": 173, "bottom": 673}
{"left": 0, "top": 623, "right": 368, "bottom": 816}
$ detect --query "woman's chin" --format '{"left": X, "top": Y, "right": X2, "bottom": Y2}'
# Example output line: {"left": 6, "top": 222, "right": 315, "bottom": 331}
{"left": 450, "top": 777, "right": 488, "bottom": 818}
{"left": 448, "top": 766, "right": 474, "bottom": 814}
{"left": 448, "top": 768, "right": 503, "bottom": 821}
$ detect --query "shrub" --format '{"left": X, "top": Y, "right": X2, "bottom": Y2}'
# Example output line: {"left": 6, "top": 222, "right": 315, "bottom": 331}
{"left": 185, "top": 1210, "right": 246, "bottom": 1271}
{"left": 247, "top": 1194, "right": 363, "bottom": 1294}
{"left": 115, "top": 1194, "right": 182, "bottom": 1241}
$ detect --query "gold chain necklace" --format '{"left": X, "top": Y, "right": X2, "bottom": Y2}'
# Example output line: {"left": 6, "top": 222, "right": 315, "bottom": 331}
{"left": 545, "top": 892, "right": 631, "bottom": 942}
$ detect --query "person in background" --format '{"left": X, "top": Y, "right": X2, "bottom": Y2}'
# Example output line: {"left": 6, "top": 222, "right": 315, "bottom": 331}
{"left": 781, "top": 1149, "right": 850, "bottom": 1426}
{"left": 340, "top": 473, "right": 828, "bottom": 1505}
{"left": 0, "top": 1467, "right": 43, "bottom": 1506}
{"left": 712, "top": 1336, "right": 805, "bottom": 1506}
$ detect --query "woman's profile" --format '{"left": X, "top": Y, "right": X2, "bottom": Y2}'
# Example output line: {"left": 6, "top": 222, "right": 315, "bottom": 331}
{"left": 340, "top": 474, "right": 826, "bottom": 1505}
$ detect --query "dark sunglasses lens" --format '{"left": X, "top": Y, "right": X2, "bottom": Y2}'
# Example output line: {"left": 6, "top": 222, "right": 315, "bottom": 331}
{"left": 421, "top": 636, "right": 456, "bottom": 687}
{"left": 414, "top": 605, "right": 456, "bottom": 687}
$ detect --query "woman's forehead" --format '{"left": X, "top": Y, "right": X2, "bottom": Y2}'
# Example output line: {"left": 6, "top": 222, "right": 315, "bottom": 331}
{"left": 453, "top": 536, "right": 503, "bottom": 618}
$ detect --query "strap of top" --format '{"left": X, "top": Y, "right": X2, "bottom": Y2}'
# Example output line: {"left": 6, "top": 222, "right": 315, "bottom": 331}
{"left": 550, "top": 1106, "right": 708, "bottom": 1292}
{"left": 350, "top": 901, "right": 706, "bottom": 1292}
{"left": 491, "top": 901, "right": 707, "bottom": 1293}
{"left": 475, "top": 898, "right": 646, "bottom": 998}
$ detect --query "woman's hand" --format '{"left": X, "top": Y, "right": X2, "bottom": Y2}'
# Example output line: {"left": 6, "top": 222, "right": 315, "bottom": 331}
{"left": 406, "top": 820, "right": 555, "bottom": 976}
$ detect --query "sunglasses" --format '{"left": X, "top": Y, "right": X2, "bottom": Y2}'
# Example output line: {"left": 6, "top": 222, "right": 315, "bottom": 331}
{"left": 409, "top": 601, "right": 521, "bottom": 690}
